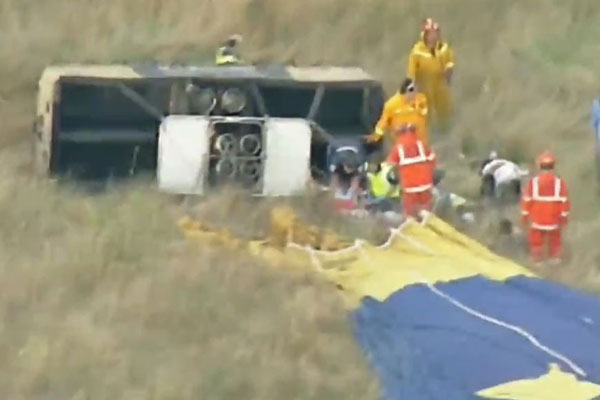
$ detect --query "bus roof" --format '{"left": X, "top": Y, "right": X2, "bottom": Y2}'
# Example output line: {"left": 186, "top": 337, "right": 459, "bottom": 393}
{"left": 39, "top": 64, "right": 380, "bottom": 86}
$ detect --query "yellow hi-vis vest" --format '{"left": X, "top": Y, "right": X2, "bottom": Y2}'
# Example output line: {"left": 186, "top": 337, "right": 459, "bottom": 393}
{"left": 215, "top": 46, "right": 241, "bottom": 66}
{"left": 367, "top": 164, "right": 401, "bottom": 199}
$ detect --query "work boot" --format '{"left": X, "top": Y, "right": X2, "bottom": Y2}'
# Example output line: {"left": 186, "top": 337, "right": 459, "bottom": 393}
{"left": 529, "top": 257, "right": 544, "bottom": 270}
{"left": 417, "top": 209, "right": 430, "bottom": 224}
{"left": 548, "top": 258, "right": 562, "bottom": 266}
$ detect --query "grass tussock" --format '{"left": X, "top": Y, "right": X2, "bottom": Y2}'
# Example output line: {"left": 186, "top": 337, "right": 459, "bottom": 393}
{"left": 2, "top": 0, "right": 600, "bottom": 397}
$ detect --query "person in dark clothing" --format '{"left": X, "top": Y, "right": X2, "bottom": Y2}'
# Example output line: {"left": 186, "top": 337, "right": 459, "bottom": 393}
{"left": 328, "top": 147, "right": 367, "bottom": 211}
{"left": 329, "top": 147, "right": 366, "bottom": 193}
{"left": 479, "top": 150, "right": 498, "bottom": 197}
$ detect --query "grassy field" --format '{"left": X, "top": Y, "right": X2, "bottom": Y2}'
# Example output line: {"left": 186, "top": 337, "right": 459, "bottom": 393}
{"left": 2, "top": 0, "right": 600, "bottom": 397}
{"left": 0, "top": 151, "right": 380, "bottom": 399}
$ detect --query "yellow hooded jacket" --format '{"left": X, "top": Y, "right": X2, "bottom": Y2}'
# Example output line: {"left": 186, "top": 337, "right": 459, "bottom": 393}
{"left": 407, "top": 40, "right": 455, "bottom": 124}
{"left": 374, "top": 91, "right": 429, "bottom": 144}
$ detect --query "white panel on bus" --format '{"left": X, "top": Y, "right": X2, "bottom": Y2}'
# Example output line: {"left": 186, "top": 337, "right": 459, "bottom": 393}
{"left": 157, "top": 116, "right": 210, "bottom": 195}
{"left": 262, "top": 118, "right": 311, "bottom": 196}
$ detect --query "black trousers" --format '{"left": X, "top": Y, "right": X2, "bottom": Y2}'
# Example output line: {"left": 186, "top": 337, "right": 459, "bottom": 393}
{"left": 480, "top": 176, "right": 521, "bottom": 201}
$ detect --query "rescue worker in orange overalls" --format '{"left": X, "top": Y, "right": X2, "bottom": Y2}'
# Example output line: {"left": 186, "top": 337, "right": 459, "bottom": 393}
{"left": 407, "top": 18, "right": 455, "bottom": 129}
{"left": 387, "top": 123, "right": 436, "bottom": 218}
{"left": 366, "top": 78, "right": 430, "bottom": 144}
{"left": 521, "top": 151, "right": 570, "bottom": 265}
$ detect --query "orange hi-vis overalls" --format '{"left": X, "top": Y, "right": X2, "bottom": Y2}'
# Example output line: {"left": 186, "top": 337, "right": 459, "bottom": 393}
{"left": 521, "top": 172, "right": 570, "bottom": 262}
{"left": 374, "top": 92, "right": 429, "bottom": 144}
{"left": 387, "top": 132, "right": 436, "bottom": 218}
{"left": 407, "top": 40, "right": 454, "bottom": 125}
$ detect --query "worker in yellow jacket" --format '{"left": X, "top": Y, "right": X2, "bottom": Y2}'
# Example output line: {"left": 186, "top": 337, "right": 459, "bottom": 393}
{"left": 365, "top": 154, "right": 401, "bottom": 213}
{"left": 216, "top": 35, "right": 244, "bottom": 66}
{"left": 407, "top": 18, "right": 455, "bottom": 128}
{"left": 366, "top": 78, "right": 429, "bottom": 144}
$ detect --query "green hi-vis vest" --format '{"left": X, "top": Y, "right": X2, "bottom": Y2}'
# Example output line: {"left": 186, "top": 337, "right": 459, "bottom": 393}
{"left": 367, "top": 164, "right": 401, "bottom": 199}
{"left": 215, "top": 46, "right": 241, "bottom": 66}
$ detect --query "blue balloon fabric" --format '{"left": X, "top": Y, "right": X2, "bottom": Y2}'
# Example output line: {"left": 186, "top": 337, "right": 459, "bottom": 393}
{"left": 353, "top": 276, "right": 600, "bottom": 400}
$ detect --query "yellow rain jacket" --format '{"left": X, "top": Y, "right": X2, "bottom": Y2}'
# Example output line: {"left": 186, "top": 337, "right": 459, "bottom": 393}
{"left": 215, "top": 46, "right": 242, "bottom": 66}
{"left": 407, "top": 40, "right": 455, "bottom": 125}
{"left": 374, "top": 91, "right": 429, "bottom": 144}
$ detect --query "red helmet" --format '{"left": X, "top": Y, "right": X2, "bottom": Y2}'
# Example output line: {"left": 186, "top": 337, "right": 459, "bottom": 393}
{"left": 537, "top": 150, "right": 555, "bottom": 169}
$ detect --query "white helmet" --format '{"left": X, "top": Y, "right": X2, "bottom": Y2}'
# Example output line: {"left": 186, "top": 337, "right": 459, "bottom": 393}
{"left": 461, "top": 212, "right": 476, "bottom": 224}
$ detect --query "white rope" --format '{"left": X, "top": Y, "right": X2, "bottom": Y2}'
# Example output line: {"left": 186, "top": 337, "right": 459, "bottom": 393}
{"left": 286, "top": 214, "right": 588, "bottom": 377}
{"left": 305, "top": 245, "right": 325, "bottom": 272}
{"left": 396, "top": 231, "right": 438, "bottom": 256}
{"left": 301, "top": 217, "right": 587, "bottom": 378}
{"left": 286, "top": 219, "right": 412, "bottom": 254}
{"left": 425, "top": 281, "right": 586, "bottom": 377}
{"left": 397, "top": 221, "right": 589, "bottom": 378}
{"left": 287, "top": 240, "right": 361, "bottom": 256}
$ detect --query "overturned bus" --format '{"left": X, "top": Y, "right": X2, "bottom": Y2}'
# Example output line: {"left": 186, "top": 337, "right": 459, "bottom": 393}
{"left": 34, "top": 64, "right": 385, "bottom": 195}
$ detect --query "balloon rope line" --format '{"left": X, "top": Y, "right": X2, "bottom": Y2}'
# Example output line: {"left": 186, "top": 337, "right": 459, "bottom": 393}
{"left": 424, "top": 281, "right": 586, "bottom": 377}
{"left": 376, "top": 220, "right": 587, "bottom": 378}
{"left": 399, "top": 224, "right": 587, "bottom": 378}
{"left": 288, "top": 216, "right": 588, "bottom": 377}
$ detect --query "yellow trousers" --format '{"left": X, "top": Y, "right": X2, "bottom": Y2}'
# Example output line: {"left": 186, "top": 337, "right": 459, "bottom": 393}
{"left": 421, "top": 80, "right": 453, "bottom": 128}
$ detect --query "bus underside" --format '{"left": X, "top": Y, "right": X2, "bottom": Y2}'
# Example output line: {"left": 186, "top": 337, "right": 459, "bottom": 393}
{"left": 46, "top": 77, "right": 384, "bottom": 188}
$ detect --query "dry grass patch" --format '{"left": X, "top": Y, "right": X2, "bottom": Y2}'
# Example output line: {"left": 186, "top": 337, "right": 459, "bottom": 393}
{"left": 0, "top": 156, "right": 378, "bottom": 399}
